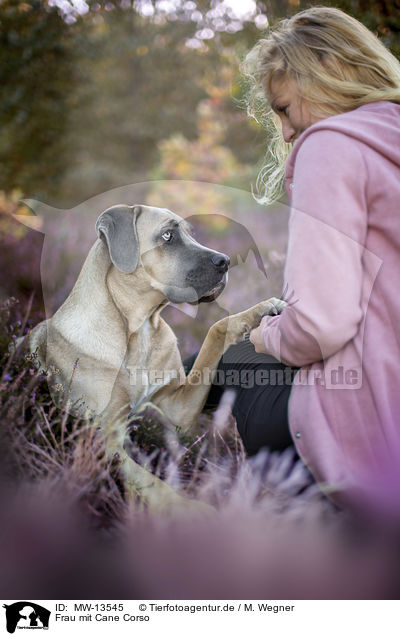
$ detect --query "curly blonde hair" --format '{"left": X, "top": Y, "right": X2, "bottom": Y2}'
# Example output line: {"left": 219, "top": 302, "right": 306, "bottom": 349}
{"left": 243, "top": 6, "right": 400, "bottom": 204}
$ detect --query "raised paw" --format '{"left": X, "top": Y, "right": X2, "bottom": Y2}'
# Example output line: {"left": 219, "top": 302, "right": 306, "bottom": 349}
{"left": 260, "top": 297, "right": 288, "bottom": 317}
{"left": 240, "top": 297, "right": 287, "bottom": 327}
{"left": 213, "top": 297, "right": 287, "bottom": 349}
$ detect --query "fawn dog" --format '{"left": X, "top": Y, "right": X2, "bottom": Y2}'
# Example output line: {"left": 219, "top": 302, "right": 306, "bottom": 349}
{"left": 24, "top": 204, "right": 285, "bottom": 512}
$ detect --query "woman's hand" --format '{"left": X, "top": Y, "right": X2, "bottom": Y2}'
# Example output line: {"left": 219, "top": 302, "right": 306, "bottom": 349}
{"left": 249, "top": 316, "right": 270, "bottom": 354}
{"left": 249, "top": 297, "right": 287, "bottom": 354}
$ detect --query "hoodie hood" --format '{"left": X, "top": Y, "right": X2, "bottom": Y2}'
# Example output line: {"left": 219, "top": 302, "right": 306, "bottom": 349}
{"left": 285, "top": 100, "right": 400, "bottom": 191}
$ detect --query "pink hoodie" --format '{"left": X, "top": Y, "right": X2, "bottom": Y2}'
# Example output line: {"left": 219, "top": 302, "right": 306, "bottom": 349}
{"left": 261, "top": 100, "right": 400, "bottom": 510}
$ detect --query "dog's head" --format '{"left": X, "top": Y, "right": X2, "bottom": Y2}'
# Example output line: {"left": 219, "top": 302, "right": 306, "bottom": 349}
{"left": 96, "top": 204, "right": 229, "bottom": 304}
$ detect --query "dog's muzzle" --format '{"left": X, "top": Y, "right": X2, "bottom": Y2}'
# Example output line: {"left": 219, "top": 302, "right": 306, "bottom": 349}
{"left": 198, "top": 273, "right": 228, "bottom": 303}
{"left": 197, "top": 252, "right": 229, "bottom": 303}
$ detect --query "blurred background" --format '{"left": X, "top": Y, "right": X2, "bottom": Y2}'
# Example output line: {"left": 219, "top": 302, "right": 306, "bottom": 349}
{"left": 0, "top": 0, "right": 399, "bottom": 347}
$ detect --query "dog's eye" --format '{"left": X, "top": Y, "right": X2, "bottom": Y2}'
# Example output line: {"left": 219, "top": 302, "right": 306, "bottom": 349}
{"left": 161, "top": 230, "right": 173, "bottom": 242}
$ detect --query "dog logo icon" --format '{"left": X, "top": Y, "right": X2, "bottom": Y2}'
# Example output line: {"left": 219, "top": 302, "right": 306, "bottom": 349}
{"left": 3, "top": 602, "right": 50, "bottom": 633}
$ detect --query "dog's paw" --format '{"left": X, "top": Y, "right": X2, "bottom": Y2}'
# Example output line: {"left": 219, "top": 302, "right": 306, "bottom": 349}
{"left": 158, "top": 495, "right": 216, "bottom": 519}
{"left": 121, "top": 455, "right": 216, "bottom": 518}
{"left": 213, "top": 297, "right": 287, "bottom": 348}
{"left": 260, "top": 297, "right": 288, "bottom": 317}
{"left": 237, "top": 298, "right": 287, "bottom": 343}
{"left": 236, "top": 297, "right": 287, "bottom": 332}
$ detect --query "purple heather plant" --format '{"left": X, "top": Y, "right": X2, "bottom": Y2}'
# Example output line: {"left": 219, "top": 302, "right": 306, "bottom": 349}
{"left": 1, "top": 297, "right": 400, "bottom": 600}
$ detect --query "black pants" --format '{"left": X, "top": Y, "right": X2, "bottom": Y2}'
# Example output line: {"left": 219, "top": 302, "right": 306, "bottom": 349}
{"left": 184, "top": 340, "right": 298, "bottom": 456}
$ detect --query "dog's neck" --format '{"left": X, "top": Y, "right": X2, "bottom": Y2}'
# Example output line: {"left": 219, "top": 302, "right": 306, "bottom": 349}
{"left": 106, "top": 265, "right": 167, "bottom": 335}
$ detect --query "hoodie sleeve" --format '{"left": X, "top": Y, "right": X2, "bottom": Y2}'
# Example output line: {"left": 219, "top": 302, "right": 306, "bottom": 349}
{"left": 262, "top": 129, "right": 368, "bottom": 367}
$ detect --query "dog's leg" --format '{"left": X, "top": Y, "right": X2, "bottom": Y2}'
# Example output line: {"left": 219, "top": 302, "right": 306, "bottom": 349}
{"left": 100, "top": 389, "right": 213, "bottom": 515}
{"left": 118, "top": 449, "right": 211, "bottom": 514}
{"left": 153, "top": 297, "right": 287, "bottom": 431}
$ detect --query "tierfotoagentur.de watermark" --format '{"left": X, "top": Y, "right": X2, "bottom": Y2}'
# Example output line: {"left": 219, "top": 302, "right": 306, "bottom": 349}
{"left": 127, "top": 365, "right": 361, "bottom": 390}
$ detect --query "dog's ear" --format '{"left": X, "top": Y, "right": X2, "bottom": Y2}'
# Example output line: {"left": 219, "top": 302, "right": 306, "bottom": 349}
{"left": 96, "top": 205, "right": 142, "bottom": 274}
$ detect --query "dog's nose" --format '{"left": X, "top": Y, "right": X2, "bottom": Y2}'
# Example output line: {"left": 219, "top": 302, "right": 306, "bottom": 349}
{"left": 211, "top": 252, "right": 230, "bottom": 273}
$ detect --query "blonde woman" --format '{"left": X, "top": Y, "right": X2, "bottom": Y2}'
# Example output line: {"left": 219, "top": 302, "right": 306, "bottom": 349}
{"left": 202, "top": 6, "right": 400, "bottom": 511}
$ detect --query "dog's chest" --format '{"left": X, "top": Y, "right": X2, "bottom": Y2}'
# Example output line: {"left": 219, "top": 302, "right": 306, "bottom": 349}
{"left": 125, "top": 319, "right": 152, "bottom": 373}
{"left": 135, "top": 317, "right": 152, "bottom": 360}
{"left": 124, "top": 319, "right": 166, "bottom": 408}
